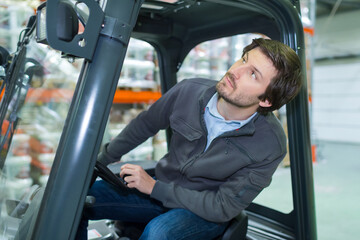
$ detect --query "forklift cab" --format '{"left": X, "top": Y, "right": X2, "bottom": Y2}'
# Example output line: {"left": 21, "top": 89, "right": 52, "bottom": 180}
{"left": 0, "top": 0, "right": 316, "bottom": 239}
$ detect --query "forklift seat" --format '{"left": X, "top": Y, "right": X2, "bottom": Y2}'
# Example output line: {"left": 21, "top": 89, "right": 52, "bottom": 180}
{"left": 218, "top": 210, "right": 248, "bottom": 240}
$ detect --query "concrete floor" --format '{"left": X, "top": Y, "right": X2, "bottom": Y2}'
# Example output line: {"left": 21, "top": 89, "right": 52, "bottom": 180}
{"left": 253, "top": 141, "right": 360, "bottom": 240}
{"left": 313, "top": 141, "right": 360, "bottom": 240}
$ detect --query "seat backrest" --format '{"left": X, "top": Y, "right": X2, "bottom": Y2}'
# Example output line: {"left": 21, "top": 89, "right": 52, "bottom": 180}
{"left": 221, "top": 211, "right": 248, "bottom": 240}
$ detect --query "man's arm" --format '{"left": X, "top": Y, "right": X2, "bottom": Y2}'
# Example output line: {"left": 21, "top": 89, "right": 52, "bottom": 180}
{"left": 151, "top": 155, "right": 284, "bottom": 223}
{"left": 98, "top": 80, "right": 187, "bottom": 166}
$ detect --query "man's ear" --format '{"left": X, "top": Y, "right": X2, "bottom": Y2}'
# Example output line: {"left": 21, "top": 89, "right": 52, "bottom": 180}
{"left": 259, "top": 99, "right": 272, "bottom": 108}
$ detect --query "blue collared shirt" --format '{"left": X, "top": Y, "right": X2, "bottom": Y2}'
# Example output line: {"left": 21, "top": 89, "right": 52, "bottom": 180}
{"left": 203, "top": 93, "right": 257, "bottom": 151}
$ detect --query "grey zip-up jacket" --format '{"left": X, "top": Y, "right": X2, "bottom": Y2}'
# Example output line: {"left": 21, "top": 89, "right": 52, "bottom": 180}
{"left": 100, "top": 78, "right": 287, "bottom": 223}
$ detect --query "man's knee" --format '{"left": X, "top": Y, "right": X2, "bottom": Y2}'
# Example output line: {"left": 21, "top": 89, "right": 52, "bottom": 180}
{"left": 141, "top": 219, "right": 171, "bottom": 240}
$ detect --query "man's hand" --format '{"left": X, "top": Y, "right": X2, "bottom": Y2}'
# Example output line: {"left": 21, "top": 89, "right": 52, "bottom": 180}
{"left": 120, "top": 163, "right": 156, "bottom": 195}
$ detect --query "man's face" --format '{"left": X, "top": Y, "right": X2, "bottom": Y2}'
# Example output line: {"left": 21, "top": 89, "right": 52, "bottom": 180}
{"left": 216, "top": 47, "right": 278, "bottom": 109}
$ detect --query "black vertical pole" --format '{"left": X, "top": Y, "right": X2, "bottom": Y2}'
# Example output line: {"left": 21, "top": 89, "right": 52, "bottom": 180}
{"left": 31, "top": 0, "right": 144, "bottom": 239}
{"left": 286, "top": 1, "right": 317, "bottom": 239}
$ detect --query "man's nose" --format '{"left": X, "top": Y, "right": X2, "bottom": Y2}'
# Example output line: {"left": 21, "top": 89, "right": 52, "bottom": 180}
{"left": 231, "top": 65, "right": 246, "bottom": 80}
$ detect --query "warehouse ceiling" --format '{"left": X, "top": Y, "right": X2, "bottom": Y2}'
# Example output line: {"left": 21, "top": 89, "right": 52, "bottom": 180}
{"left": 316, "top": 0, "right": 360, "bottom": 17}
{"left": 314, "top": 0, "right": 360, "bottom": 60}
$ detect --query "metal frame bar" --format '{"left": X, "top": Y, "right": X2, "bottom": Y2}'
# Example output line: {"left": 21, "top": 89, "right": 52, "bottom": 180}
{"left": 30, "top": 0, "right": 144, "bottom": 239}
{"left": 153, "top": 1, "right": 317, "bottom": 239}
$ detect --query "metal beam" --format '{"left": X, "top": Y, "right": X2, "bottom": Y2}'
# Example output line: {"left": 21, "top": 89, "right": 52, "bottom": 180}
{"left": 30, "top": 0, "right": 144, "bottom": 239}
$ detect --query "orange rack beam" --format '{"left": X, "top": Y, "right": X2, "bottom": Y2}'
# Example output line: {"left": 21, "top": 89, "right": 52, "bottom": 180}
{"left": 1, "top": 88, "right": 161, "bottom": 104}
{"left": 113, "top": 89, "right": 161, "bottom": 104}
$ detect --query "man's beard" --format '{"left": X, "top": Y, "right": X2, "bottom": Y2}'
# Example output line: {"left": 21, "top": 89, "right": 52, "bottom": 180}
{"left": 216, "top": 73, "right": 261, "bottom": 109}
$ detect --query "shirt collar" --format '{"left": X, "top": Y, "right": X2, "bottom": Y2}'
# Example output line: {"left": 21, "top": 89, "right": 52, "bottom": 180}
{"left": 206, "top": 93, "right": 257, "bottom": 126}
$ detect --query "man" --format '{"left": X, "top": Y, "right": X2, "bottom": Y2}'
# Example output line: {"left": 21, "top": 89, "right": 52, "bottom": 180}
{"left": 77, "top": 38, "right": 302, "bottom": 240}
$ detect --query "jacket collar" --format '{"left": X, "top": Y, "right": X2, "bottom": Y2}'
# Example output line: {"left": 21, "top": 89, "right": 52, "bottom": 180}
{"left": 199, "top": 82, "right": 217, "bottom": 112}
{"left": 199, "top": 82, "right": 262, "bottom": 136}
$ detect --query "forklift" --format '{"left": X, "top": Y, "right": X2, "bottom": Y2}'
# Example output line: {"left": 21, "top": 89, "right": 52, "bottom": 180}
{"left": 0, "top": 0, "right": 316, "bottom": 239}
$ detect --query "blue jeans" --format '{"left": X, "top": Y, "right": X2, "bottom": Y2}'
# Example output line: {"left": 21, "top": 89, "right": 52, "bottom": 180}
{"left": 76, "top": 180, "right": 228, "bottom": 240}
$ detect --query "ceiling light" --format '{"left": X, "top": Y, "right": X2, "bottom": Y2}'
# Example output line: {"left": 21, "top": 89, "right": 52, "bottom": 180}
{"left": 153, "top": 0, "right": 179, "bottom": 4}
{"left": 141, "top": 3, "right": 164, "bottom": 10}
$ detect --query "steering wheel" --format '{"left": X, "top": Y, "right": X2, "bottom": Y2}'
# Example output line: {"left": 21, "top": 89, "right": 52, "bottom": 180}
{"left": 92, "top": 161, "right": 127, "bottom": 189}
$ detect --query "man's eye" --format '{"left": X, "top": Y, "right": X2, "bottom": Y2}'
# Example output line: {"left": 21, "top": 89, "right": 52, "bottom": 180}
{"left": 242, "top": 58, "right": 246, "bottom": 64}
{"left": 251, "top": 72, "right": 256, "bottom": 79}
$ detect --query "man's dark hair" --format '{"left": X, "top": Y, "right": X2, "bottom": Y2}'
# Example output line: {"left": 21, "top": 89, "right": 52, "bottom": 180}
{"left": 242, "top": 38, "right": 303, "bottom": 114}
